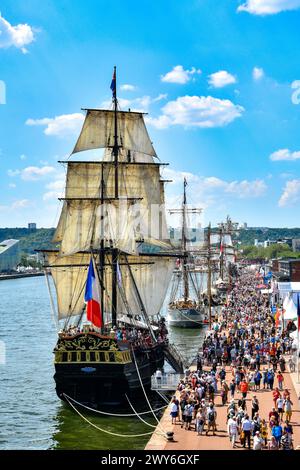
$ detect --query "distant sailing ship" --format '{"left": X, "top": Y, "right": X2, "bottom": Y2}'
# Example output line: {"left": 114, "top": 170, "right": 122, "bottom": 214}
{"left": 167, "top": 179, "right": 206, "bottom": 328}
{"left": 41, "top": 68, "right": 184, "bottom": 406}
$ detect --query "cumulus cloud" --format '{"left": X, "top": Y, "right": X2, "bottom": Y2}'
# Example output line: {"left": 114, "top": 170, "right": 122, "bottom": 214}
{"left": 237, "top": 0, "right": 300, "bottom": 15}
{"left": 278, "top": 179, "right": 300, "bottom": 207}
{"left": 43, "top": 173, "right": 65, "bottom": 200}
{"left": 0, "top": 13, "right": 35, "bottom": 53}
{"left": 21, "top": 165, "right": 56, "bottom": 181}
{"left": 208, "top": 71, "right": 237, "bottom": 88}
{"left": 161, "top": 65, "right": 201, "bottom": 84}
{"left": 26, "top": 113, "right": 84, "bottom": 137}
{"left": 102, "top": 94, "right": 167, "bottom": 112}
{"left": 270, "top": 148, "right": 300, "bottom": 161}
{"left": 163, "top": 168, "right": 267, "bottom": 198}
{"left": 7, "top": 165, "right": 56, "bottom": 181}
{"left": 11, "top": 199, "right": 31, "bottom": 209}
{"left": 120, "top": 84, "right": 136, "bottom": 91}
{"left": 252, "top": 67, "right": 265, "bottom": 80}
{"left": 146, "top": 95, "right": 244, "bottom": 129}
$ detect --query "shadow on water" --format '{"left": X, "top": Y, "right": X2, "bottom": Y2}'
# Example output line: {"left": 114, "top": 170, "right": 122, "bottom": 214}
{"left": 51, "top": 393, "right": 168, "bottom": 450}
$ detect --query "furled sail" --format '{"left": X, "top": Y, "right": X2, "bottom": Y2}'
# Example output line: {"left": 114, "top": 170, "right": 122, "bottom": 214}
{"left": 72, "top": 110, "right": 157, "bottom": 157}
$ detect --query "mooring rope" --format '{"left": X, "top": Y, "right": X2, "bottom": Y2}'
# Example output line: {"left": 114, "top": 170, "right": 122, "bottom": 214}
{"left": 131, "top": 348, "right": 167, "bottom": 435}
{"left": 64, "top": 393, "right": 165, "bottom": 438}
{"left": 63, "top": 393, "right": 168, "bottom": 417}
{"left": 125, "top": 394, "right": 158, "bottom": 429}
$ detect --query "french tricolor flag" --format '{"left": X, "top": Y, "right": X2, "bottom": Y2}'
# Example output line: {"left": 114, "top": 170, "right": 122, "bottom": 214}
{"left": 84, "top": 258, "right": 103, "bottom": 328}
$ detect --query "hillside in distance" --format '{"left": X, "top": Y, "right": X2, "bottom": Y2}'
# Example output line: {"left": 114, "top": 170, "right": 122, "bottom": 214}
{"left": 0, "top": 228, "right": 55, "bottom": 254}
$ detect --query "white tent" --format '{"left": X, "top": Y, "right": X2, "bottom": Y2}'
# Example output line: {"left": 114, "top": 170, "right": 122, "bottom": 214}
{"left": 277, "top": 282, "right": 300, "bottom": 303}
{"left": 283, "top": 295, "right": 298, "bottom": 321}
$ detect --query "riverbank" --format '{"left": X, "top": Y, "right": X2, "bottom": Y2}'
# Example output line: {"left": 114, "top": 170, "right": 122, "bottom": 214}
{"left": 0, "top": 272, "right": 44, "bottom": 281}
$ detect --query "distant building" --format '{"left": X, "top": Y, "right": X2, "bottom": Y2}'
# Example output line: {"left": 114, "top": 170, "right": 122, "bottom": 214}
{"left": 28, "top": 223, "right": 37, "bottom": 230}
{"left": 292, "top": 239, "right": 300, "bottom": 252}
{"left": 240, "top": 222, "right": 247, "bottom": 229}
{"left": 263, "top": 240, "right": 277, "bottom": 248}
{"left": 290, "top": 259, "right": 300, "bottom": 281}
{"left": 0, "top": 239, "right": 20, "bottom": 272}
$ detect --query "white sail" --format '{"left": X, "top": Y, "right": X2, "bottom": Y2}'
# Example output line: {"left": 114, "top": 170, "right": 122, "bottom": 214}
{"left": 54, "top": 162, "right": 171, "bottom": 255}
{"left": 72, "top": 110, "right": 157, "bottom": 157}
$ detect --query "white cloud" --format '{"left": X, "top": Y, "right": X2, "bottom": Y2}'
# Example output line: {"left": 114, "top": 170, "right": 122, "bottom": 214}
{"left": 120, "top": 84, "right": 136, "bottom": 91}
{"left": 7, "top": 169, "right": 20, "bottom": 177}
{"left": 270, "top": 148, "right": 300, "bottom": 161}
{"left": 8, "top": 165, "right": 56, "bottom": 181}
{"left": 43, "top": 173, "right": 65, "bottom": 200}
{"left": 102, "top": 94, "right": 167, "bottom": 112}
{"left": 0, "top": 13, "right": 35, "bottom": 53}
{"left": 20, "top": 154, "right": 27, "bottom": 160}
{"left": 238, "top": 0, "right": 300, "bottom": 15}
{"left": 278, "top": 179, "right": 300, "bottom": 207}
{"left": 208, "top": 71, "right": 237, "bottom": 88}
{"left": 164, "top": 168, "right": 267, "bottom": 198}
{"left": 161, "top": 65, "right": 201, "bottom": 84}
{"left": 26, "top": 113, "right": 84, "bottom": 137}
{"left": 252, "top": 67, "right": 265, "bottom": 80}
{"left": 147, "top": 95, "right": 244, "bottom": 129}
{"left": 8, "top": 183, "right": 16, "bottom": 188}
{"left": 11, "top": 199, "right": 31, "bottom": 209}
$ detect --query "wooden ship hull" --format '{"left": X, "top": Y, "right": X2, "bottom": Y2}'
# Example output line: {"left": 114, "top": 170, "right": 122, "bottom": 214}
{"left": 54, "top": 333, "right": 165, "bottom": 406}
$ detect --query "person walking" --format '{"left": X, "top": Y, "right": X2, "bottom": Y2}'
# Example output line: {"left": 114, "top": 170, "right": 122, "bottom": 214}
{"left": 283, "top": 397, "right": 293, "bottom": 423}
{"left": 227, "top": 416, "right": 238, "bottom": 448}
{"left": 241, "top": 414, "right": 252, "bottom": 449}
{"left": 272, "top": 423, "right": 283, "bottom": 448}
{"left": 205, "top": 403, "right": 217, "bottom": 436}
{"left": 276, "top": 371, "right": 284, "bottom": 391}
{"left": 229, "top": 379, "right": 236, "bottom": 399}
{"left": 240, "top": 379, "right": 248, "bottom": 399}
{"left": 251, "top": 396, "right": 259, "bottom": 420}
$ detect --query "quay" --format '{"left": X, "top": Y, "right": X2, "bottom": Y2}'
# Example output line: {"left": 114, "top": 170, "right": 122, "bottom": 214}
{"left": 146, "top": 271, "right": 300, "bottom": 451}
{"left": 146, "top": 362, "right": 300, "bottom": 450}
{"left": 0, "top": 272, "right": 45, "bottom": 281}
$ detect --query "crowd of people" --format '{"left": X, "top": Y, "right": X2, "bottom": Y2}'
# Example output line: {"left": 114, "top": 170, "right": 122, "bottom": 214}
{"left": 169, "top": 271, "right": 298, "bottom": 450}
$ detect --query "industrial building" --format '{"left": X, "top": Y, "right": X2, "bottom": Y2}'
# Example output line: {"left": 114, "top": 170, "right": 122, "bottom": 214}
{"left": 0, "top": 239, "right": 20, "bottom": 272}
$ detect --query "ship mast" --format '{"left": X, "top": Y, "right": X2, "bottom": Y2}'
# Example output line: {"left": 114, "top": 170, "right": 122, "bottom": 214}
{"left": 182, "top": 178, "right": 189, "bottom": 301}
{"left": 111, "top": 65, "right": 118, "bottom": 328}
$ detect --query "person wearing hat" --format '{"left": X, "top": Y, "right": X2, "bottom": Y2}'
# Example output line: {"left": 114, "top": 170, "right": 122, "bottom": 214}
{"left": 227, "top": 415, "right": 238, "bottom": 448}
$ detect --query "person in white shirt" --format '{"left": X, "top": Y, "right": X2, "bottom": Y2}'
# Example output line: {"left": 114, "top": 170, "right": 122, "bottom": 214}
{"left": 276, "top": 396, "right": 284, "bottom": 420}
{"left": 253, "top": 431, "right": 264, "bottom": 450}
{"left": 241, "top": 415, "right": 252, "bottom": 449}
{"left": 227, "top": 416, "right": 238, "bottom": 448}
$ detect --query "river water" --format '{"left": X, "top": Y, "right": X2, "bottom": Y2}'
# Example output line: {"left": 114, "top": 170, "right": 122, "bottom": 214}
{"left": 0, "top": 276, "right": 207, "bottom": 450}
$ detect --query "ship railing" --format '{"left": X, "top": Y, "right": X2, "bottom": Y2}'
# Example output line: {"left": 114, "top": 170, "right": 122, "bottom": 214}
{"left": 151, "top": 373, "right": 184, "bottom": 391}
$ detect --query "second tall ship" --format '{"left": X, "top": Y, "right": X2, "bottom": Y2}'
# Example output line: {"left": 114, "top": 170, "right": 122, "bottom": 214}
{"left": 168, "top": 180, "right": 206, "bottom": 328}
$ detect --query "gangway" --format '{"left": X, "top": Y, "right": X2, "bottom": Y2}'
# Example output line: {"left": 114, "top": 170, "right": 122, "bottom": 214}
{"left": 163, "top": 342, "right": 186, "bottom": 373}
{"left": 151, "top": 373, "right": 184, "bottom": 391}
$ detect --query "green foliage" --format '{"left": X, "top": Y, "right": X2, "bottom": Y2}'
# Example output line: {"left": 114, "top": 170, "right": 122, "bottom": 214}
{"left": 240, "top": 243, "right": 300, "bottom": 260}
{"left": 0, "top": 228, "right": 55, "bottom": 254}
{"left": 237, "top": 228, "right": 300, "bottom": 245}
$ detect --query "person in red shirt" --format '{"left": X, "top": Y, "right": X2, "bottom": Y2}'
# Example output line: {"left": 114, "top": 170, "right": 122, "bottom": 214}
{"left": 276, "top": 372, "right": 284, "bottom": 391}
{"left": 240, "top": 379, "right": 249, "bottom": 399}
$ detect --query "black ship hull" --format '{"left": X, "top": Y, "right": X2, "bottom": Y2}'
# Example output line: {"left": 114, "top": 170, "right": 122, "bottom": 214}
{"left": 54, "top": 333, "right": 165, "bottom": 406}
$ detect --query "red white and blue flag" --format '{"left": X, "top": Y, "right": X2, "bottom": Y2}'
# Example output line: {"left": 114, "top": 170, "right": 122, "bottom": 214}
{"left": 84, "top": 258, "right": 103, "bottom": 328}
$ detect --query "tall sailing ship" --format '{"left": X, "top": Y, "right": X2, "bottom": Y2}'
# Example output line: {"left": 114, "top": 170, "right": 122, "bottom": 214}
{"left": 167, "top": 179, "right": 206, "bottom": 328}
{"left": 41, "top": 68, "right": 182, "bottom": 406}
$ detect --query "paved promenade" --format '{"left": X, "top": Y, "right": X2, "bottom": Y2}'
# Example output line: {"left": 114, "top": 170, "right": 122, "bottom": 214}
{"left": 146, "top": 364, "right": 300, "bottom": 451}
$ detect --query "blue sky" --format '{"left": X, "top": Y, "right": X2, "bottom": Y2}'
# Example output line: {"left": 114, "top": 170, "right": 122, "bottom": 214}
{"left": 1, "top": 0, "right": 300, "bottom": 228}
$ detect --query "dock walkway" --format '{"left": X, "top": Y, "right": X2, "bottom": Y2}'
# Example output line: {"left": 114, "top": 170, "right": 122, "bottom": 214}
{"left": 146, "top": 363, "right": 300, "bottom": 451}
